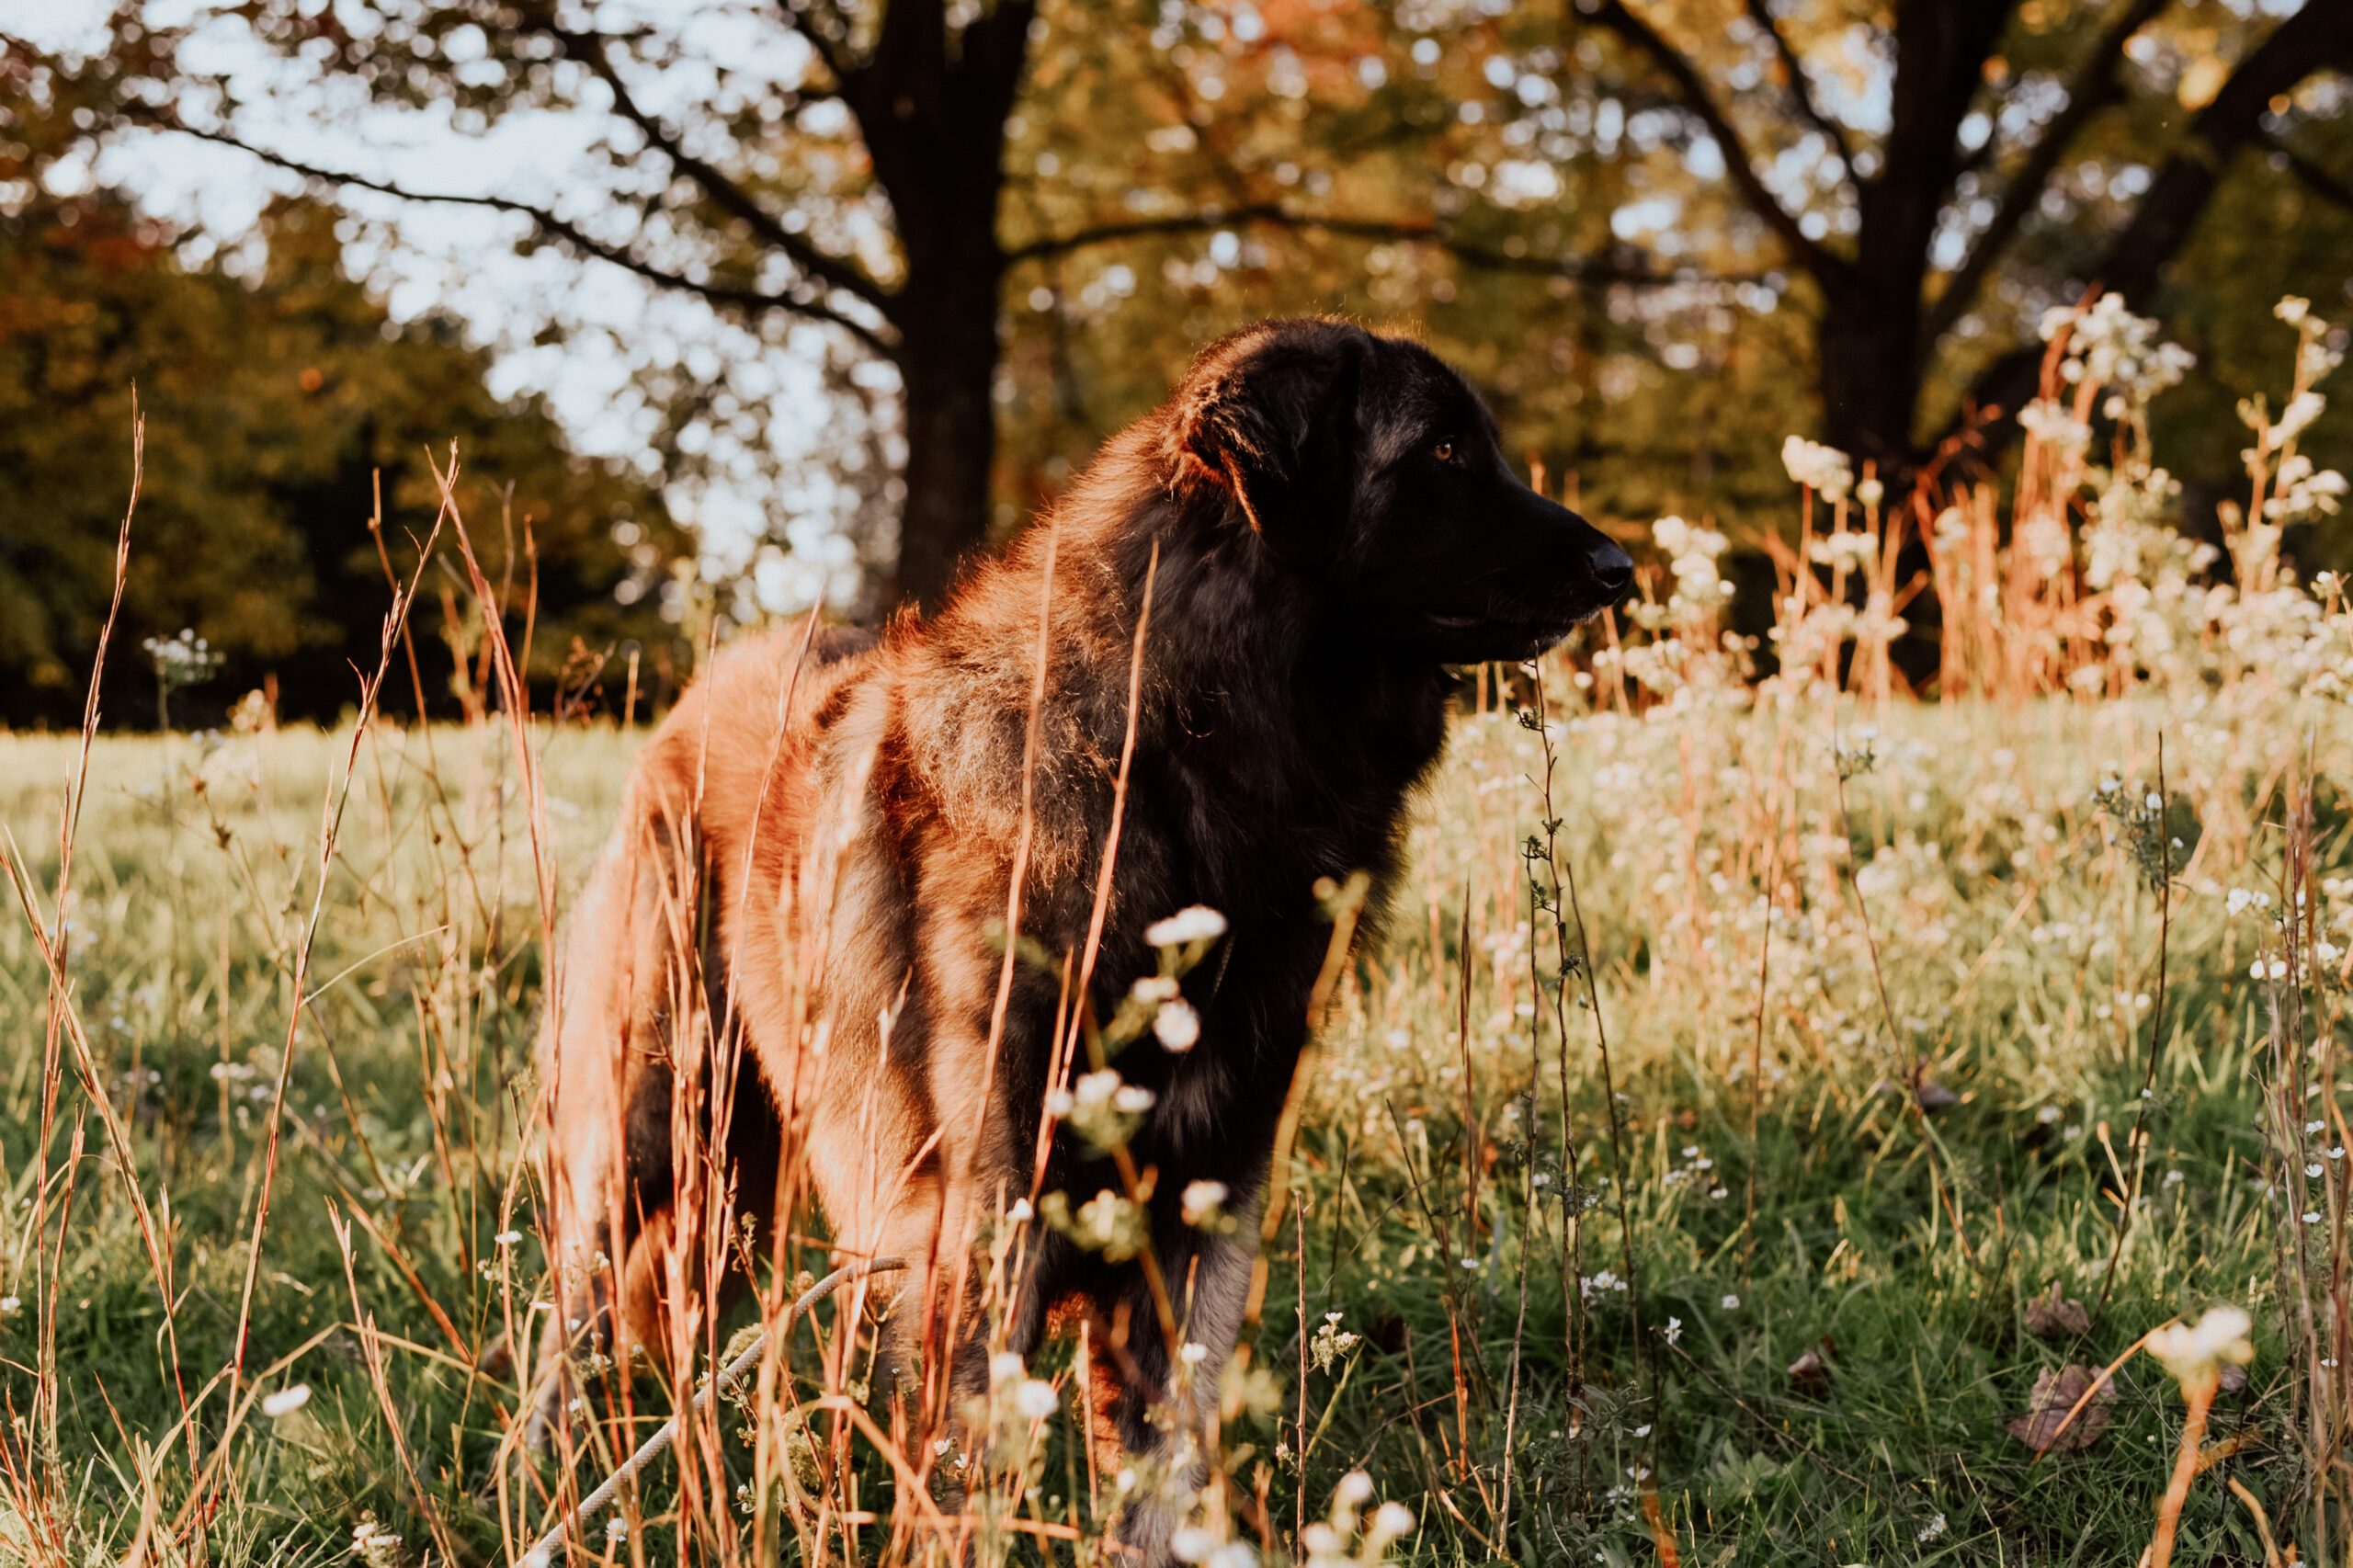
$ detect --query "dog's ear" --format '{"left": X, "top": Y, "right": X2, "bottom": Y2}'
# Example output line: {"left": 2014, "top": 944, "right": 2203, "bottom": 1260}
{"left": 1168, "top": 329, "right": 1365, "bottom": 565}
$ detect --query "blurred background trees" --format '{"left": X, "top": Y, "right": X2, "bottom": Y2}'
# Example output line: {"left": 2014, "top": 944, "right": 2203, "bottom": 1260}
{"left": 0, "top": 57, "right": 686, "bottom": 728}
{"left": 3, "top": 0, "right": 2350, "bottom": 719}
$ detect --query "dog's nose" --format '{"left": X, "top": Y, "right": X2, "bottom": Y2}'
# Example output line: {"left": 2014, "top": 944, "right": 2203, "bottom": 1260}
{"left": 1588, "top": 540, "right": 1633, "bottom": 600}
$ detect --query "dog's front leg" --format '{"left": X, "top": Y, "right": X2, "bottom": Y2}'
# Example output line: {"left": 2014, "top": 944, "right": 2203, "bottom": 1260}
{"left": 1076, "top": 1220, "right": 1257, "bottom": 1568}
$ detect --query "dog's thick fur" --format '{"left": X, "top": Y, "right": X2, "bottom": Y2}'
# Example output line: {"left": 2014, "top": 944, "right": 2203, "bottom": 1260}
{"left": 536, "top": 319, "right": 1630, "bottom": 1560}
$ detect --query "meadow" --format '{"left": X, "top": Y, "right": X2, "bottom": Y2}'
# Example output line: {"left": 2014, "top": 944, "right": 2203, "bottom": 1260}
{"left": 0, "top": 295, "right": 2347, "bottom": 1567}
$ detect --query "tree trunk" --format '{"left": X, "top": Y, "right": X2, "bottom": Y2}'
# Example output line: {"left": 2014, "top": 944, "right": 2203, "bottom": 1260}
{"left": 1953, "top": 0, "right": 2353, "bottom": 454}
{"left": 1821, "top": 0, "right": 2014, "bottom": 473}
{"left": 842, "top": 0, "right": 1033, "bottom": 610}
{"left": 1816, "top": 299, "right": 1934, "bottom": 473}
{"left": 892, "top": 262, "right": 1006, "bottom": 610}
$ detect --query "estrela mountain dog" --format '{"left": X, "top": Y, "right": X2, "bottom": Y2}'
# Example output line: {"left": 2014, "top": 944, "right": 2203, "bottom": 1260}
{"left": 534, "top": 318, "right": 1631, "bottom": 1559}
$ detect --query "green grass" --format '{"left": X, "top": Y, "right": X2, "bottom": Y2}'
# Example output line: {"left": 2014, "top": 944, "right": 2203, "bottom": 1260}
{"left": 0, "top": 688, "right": 2330, "bottom": 1566}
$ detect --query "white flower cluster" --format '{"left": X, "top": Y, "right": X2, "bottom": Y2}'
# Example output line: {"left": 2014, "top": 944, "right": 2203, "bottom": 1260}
{"left": 2143, "top": 1304, "right": 2255, "bottom": 1390}
{"left": 143, "top": 629, "right": 223, "bottom": 687}
{"left": 2237, "top": 299, "right": 2349, "bottom": 524}
{"left": 1168, "top": 1533, "right": 1256, "bottom": 1568}
{"left": 2017, "top": 398, "right": 2092, "bottom": 462}
{"left": 2266, "top": 453, "right": 2348, "bottom": 524}
{"left": 1653, "top": 516, "right": 1733, "bottom": 612}
{"left": 1146, "top": 905, "right": 1228, "bottom": 948}
{"left": 1779, "top": 436, "right": 1854, "bottom": 503}
{"left": 1045, "top": 1067, "right": 1154, "bottom": 1150}
{"left": 2040, "top": 293, "right": 2195, "bottom": 413}
{"left": 1179, "top": 1178, "right": 1231, "bottom": 1229}
{"left": 2279, "top": 295, "right": 2348, "bottom": 386}
{"left": 351, "top": 1514, "right": 404, "bottom": 1568}
{"left": 1808, "top": 530, "right": 1875, "bottom": 570}
{"left": 1578, "top": 1267, "right": 1630, "bottom": 1301}
{"left": 1129, "top": 973, "right": 1202, "bottom": 1051}
{"left": 1284, "top": 1471, "right": 1415, "bottom": 1568}
{"left": 1310, "top": 1310, "right": 1361, "bottom": 1373}
{"left": 1038, "top": 1187, "right": 1149, "bottom": 1262}
{"left": 989, "top": 1350, "right": 1063, "bottom": 1421}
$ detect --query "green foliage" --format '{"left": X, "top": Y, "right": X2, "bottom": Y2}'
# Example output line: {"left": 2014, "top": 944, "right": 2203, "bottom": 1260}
{"left": 0, "top": 676, "right": 2336, "bottom": 1563}
{"left": 991, "top": 0, "right": 2353, "bottom": 554}
{"left": 23, "top": 0, "right": 2350, "bottom": 608}
{"left": 0, "top": 170, "right": 688, "bottom": 727}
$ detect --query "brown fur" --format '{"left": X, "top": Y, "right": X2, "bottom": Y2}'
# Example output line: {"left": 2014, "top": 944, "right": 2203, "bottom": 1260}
{"left": 532, "top": 319, "right": 1630, "bottom": 1562}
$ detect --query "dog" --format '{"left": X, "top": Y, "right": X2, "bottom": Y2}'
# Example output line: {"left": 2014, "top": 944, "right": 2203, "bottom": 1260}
{"left": 533, "top": 317, "right": 1631, "bottom": 1560}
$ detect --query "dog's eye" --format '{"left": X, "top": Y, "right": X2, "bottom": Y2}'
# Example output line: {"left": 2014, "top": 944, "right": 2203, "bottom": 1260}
{"left": 1433, "top": 439, "right": 1455, "bottom": 462}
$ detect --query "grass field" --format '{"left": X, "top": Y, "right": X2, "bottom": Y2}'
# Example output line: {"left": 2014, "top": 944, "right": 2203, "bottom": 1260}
{"left": 0, "top": 674, "right": 2337, "bottom": 1566}
{"left": 0, "top": 295, "right": 2347, "bottom": 1566}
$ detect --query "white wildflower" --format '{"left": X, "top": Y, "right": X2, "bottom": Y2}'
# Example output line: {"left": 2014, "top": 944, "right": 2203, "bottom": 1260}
{"left": 1180, "top": 1179, "right": 1229, "bottom": 1226}
{"left": 1367, "top": 1501, "right": 1415, "bottom": 1544}
{"left": 1145, "top": 906, "right": 1228, "bottom": 948}
{"left": 1130, "top": 974, "right": 1180, "bottom": 1004}
{"left": 1780, "top": 436, "right": 1854, "bottom": 502}
{"left": 2143, "top": 1305, "right": 2256, "bottom": 1388}
{"left": 1155, "top": 999, "right": 1202, "bottom": 1051}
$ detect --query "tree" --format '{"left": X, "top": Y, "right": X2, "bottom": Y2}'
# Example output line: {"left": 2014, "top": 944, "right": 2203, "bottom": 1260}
{"left": 39, "top": 0, "right": 1713, "bottom": 608}
{"left": 1585, "top": 0, "right": 2353, "bottom": 472}
{"left": 18, "top": 0, "right": 2350, "bottom": 617}
{"left": 0, "top": 58, "right": 687, "bottom": 727}
{"left": 84, "top": 0, "right": 1040, "bottom": 608}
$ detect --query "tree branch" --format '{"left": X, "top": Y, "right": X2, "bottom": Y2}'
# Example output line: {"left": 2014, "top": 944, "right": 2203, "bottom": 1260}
{"left": 776, "top": 0, "right": 857, "bottom": 92}
{"left": 1946, "top": 0, "right": 2353, "bottom": 454}
{"left": 1586, "top": 0, "right": 1851, "bottom": 289}
{"left": 2259, "top": 130, "right": 2353, "bottom": 219}
{"left": 1448, "top": 239, "right": 1768, "bottom": 288}
{"left": 1006, "top": 204, "right": 1436, "bottom": 263}
{"left": 1922, "top": 0, "right": 2169, "bottom": 344}
{"left": 142, "top": 117, "right": 897, "bottom": 358}
{"left": 1008, "top": 204, "right": 1758, "bottom": 288}
{"left": 1744, "top": 0, "right": 1854, "bottom": 168}
{"left": 548, "top": 24, "right": 895, "bottom": 316}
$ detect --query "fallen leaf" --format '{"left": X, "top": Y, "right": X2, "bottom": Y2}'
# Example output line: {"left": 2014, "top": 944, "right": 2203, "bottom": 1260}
{"left": 2007, "top": 1364, "right": 2112, "bottom": 1454}
{"left": 2024, "top": 1281, "right": 2090, "bottom": 1340}
{"left": 1788, "top": 1345, "right": 1832, "bottom": 1399}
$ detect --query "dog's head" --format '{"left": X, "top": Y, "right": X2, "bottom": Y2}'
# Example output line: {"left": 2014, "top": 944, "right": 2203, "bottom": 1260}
{"left": 1165, "top": 318, "right": 1632, "bottom": 661}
